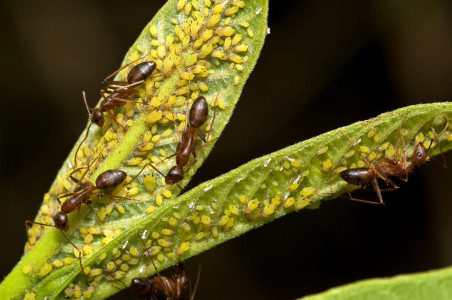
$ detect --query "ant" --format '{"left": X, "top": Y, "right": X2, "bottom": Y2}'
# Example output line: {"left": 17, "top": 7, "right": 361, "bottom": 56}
{"left": 74, "top": 56, "right": 156, "bottom": 166}
{"left": 339, "top": 114, "right": 449, "bottom": 204}
{"left": 378, "top": 114, "right": 449, "bottom": 181}
{"left": 129, "top": 92, "right": 218, "bottom": 189}
{"left": 26, "top": 149, "right": 139, "bottom": 276}
{"left": 116, "top": 236, "right": 200, "bottom": 300}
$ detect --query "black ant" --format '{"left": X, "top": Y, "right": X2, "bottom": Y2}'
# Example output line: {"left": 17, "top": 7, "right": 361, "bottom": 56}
{"left": 74, "top": 57, "right": 156, "bottom": 166}
{"left": 26, "top": 150, "right": 140, "bottom": 276}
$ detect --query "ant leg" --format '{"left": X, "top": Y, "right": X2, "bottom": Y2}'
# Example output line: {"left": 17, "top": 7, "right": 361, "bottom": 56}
{"left": 168, "top": 104, "right": 182, "bottom": 141}
{"left": 206, "top": 92, "right": 219, "bottom": 142}
{"left": 430, "top": 126, "right": 448, "bottom": 168}
{"left": 95, "top": 193, "right": 143, "bottom": 203}
{"left": 106, "top": 109, "right": 126, "bottom": 129}
{"left": 337, "top": 193, "right": 380, "bottom": 205}
{"left": 190, "top": 265, "right": 202, "bottom": 300}
{"left": 127, "top": 163, "right": 165, "bottom": 185}
{"left": 84, "top": 201, "right": 104, "bottom": 224}
{"left": 59, "top": 231, "right": 88, "bottom": 279}
{"left": 370, "top": 177, "right": 384, "bottom": 205}
{"left": 110, "top": 279, "right": 128, "bottom": 290}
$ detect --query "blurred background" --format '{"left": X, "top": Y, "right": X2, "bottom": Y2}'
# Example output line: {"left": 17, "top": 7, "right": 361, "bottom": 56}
{"left": 2, "top": 0, "right": 452, "bottom": 299}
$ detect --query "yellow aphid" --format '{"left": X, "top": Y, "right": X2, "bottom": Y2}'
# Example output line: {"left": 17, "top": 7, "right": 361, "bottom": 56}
{"left": 184, "top": 2, "right": 192, "bottom": 15}
{"left": 22, "top": 265, "right": 33, "bottom": 274}
{"left": 228, "top": 54, "right": 243, "bottom": 64}
{"left": 244, "top": 199, "right": 259, "bottom": 214}
{"left": 195, "top": 232, "right": 205, "bottom": 240}
{"left": 201, "top": 215, "right": 212, "bottom": 226}
{"left": 239, "top": 195, "right": 247, "bottom": 203}
{"left": 228, "top": 205, "right": 239, "bottom": 215}
{"left": 84, "top": 234, "right": 93, "bottom": 244}
{"left": 83, "top": 245, "right": 94, "bottom": 256}
{"left": 152, "top": 231, "right": 160, "bottom": 239}
{"left": 90, "top": 268, "right": 103, "bottom": 277}
{"left": 147, "top": 111, "right": 163, "bottom": 124}
{"left": 247, "top": 28, "right": 254, "bottom": 37}
{"left": 182, "top": 223, "right": 191, "bottom": 232}
{"left": 212, "top": 4, "right": 223, "bottom": 14}
{"left": 74, "top": 285, "right": 82, "bottom": 299}
{"left": 162, "top": 229, "right": 174, "bottom": 235}
{"left": 262, "top": 204, "right": 275, "bottom": 217}
{"left": 334, "top": 166, "right": 347, "bottom": 173}
{"left": 415, "top": 132, "right": 425, "bottom": 144}
{"left": 207, "top": 14, "right": 221, "bottom": 27}
{"left": 199, "top": 44, "right": 213, "bottom": 59}
{"left": 149, "top": 25, "right": 157, "bottom": 37}
{"left": 204, "top": 0, "right": 211, "bottom": 7}
{"left": 212, "top": 50, "right": 225, "bottom": 59}
{"left": 236, "top": 64, "right": 244, "bottom": 71}
{"left": 63, "top": 257, "right": 73, "bottom": 265}
{"left": 150, "top": 96, "right": 162, "bottom": 107}
{"left": 106, "top": 204, "right": 114, "bottom": 214}
{"left": 385, "top": 144, "right": 396, "bottom": 159}
{"left": 225, "top": 6, "right": 239, "bottom": 16}
{"left": 201, "top": 29, "right": 213, "bottom": 42}
{"left": 284, "top": 197, "right": 295, "bottom": 208}
{"left": 233, "top": 0, "right": 246, "bottom": 8}
{"left": 158, "top": 239, "right": 171, "bottom": 248}
{"left": 289, "top": 183, "right": 299, "bottom": 191}
{"left": 157, "top": 45, "right": 166, "bottom": 59}
{"left": 374, "top": 134, "right": 380, "bottom": 142}
{"left": 24, "top": 292, "right": 36, "bottom": 300}
{"left": 38, "top": 263, "right": 52, "bottom": 278}
{"left": 177, "top": 242, "right": 190, "bottom": 255}
{"left": 216, "top": 27, "right": 235, "bottom": 37}
{"left": 180, "top": 72, "right": 195, "bottom": 81}
{"left": 156, "top": 193, "right": 163, "bottom": 206}
{"left": 235, "top": 44, "right": 248, "bottom": 52}
{"left": 168, "top": 217, "right": 178, "bottom": 226}
{"left": 88, "top": 227, "right": 100, "bottom": 236}
{"left": 301, "top": 187, "right": 316, "bottom": 197}
{"left": 116, "top": 204, "right": 126, "bottom": 214}
{"left": 126, "top": 157, "right": 142, "bottom": 166}
{"left": 219, "top": 215, "right": 230, "bottom": 226}
{"left": 234, "top": 75, "right": 240, "bottom": 84}
{"left": 322, "top": 159, "right": 332, "bottom": 172}
{"left": 359, "top": 146, "right": 370, "bottom": 153}
{"left": 295, "top": 198, "right": 310, "bottom": 211}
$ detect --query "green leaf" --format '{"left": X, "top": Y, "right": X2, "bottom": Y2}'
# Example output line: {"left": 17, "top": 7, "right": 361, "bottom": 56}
{"left": 0, "top": 0, "right": 268, "bottom": 299}
{"left": 299, "top": 265, "right": 452, "bottom": 300}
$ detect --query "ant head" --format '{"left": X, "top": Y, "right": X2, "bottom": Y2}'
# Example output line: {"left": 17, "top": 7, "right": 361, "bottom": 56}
{"left": 412, "top": 143, "right": 428, "bottom": 166}
{"left": 166, "top": 166, "right": 184, "bottom": 185}
{"left": 131, "top": 277, "right": 152, "bottom": 296}
{"left": 91, "top": 109, "right": 105, "bottom": 127}
{"left": 53, "top": 212, "right": 69, "bottom": 231}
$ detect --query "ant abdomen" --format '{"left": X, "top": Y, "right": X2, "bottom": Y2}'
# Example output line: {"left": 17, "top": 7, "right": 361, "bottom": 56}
{"left": 127, "top": 61, "right": 157, "bottom": 84}
{"left": 189, "top": 96, "right": 208, "bottom": 128}
{"left": 340, "top": 168, "right": 375, "bottom": 186}
{"left": 96, "top": 170, "right": 127, "bottom": 189}
{"left": 131, "top": 277, "right": 153, "bottom": 296}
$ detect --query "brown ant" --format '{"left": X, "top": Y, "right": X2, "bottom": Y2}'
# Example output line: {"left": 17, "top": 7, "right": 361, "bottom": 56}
{"left": 129, "top": 92, "right": 218, "bottom": 189}
{"left": 339, "top": 114, "right": 449, "bottom": 204}
{"left": 113, "top": 235, "right": 200, "bottom": 300}
{"left": 74, "top": 57, "right": 156, "bottom": 166}
{"left": 378, "top": 114, "right": 449, "bottom": 181}
{"left": 26, "top": 150, "right": 140, "bottom": 276}
{"left": 338, "top": 130, "right": 398, "bottom": 205}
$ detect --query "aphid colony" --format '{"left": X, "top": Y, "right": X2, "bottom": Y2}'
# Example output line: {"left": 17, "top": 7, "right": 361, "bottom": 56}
{"left": 23, "top": 0, "right": 254, "bottom": 298}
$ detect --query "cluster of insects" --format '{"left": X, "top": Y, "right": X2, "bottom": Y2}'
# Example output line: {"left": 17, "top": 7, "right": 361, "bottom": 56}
{"left": 338, "top": 113, "right": 449, "bottom": 205}
{"left": 24, "top": 52, "right": 217, "bottom": 292}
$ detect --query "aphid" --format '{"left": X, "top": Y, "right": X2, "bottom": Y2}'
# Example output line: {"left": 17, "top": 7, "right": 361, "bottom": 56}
{"left": 338, "top": 130, "right": 398, "bottom": 205}
{"left": 74, "top": 57, "right": 156, "bottom": 165}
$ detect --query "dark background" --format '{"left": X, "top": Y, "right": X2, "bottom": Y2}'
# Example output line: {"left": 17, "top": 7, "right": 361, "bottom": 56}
{"left": 2, "top": 1, "right": 452, "bottom": 299}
